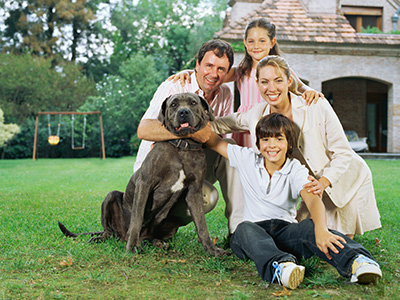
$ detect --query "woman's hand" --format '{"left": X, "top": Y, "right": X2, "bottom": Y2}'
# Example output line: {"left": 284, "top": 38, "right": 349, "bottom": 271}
{"left": 167, "top": 70, "right": 193, "bottom": 87}
{"left": 303, "top": 176, "right": 325, "bottom": 198}
{"left": 315, "top": 228, "right": 346, "bottom": 260}
{"left": 302, "top": 89, "right": 324, "bottom": 105}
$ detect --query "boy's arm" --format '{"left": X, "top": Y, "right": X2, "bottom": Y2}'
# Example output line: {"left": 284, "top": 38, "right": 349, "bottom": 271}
{"left": 300, "top": 189, "right": 346, "bottom": 260}
{"left": 137, "top": 119, "right": 212, "bottom": 144}
{"left": 205, "top": 132, "right": 229, "bottom": 160}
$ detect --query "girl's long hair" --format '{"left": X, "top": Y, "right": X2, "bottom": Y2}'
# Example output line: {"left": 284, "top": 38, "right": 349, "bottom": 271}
{"left": 238, "top": 18, "right": 281, "bottom": 79}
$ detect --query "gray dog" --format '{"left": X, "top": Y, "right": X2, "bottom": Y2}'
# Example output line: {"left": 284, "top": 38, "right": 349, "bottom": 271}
{"left": 59, "top": 92, "right": 227, "bottom": 257}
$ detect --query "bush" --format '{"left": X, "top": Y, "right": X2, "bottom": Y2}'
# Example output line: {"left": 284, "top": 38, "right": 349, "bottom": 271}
{"left": 79, "top": 52, "right": 165, "bottom": 157}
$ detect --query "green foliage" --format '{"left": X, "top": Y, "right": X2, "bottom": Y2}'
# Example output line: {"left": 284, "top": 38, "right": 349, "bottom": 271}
{"left": 361, "top": 26, "right": 383, "bottom": 34}
{"left": 231, "top": 41, "right": 246, "bottom": 53}
{"left": 1, "top": 0, "right": 103, "bottom": 63}
{"left": 108, "top": 0, "right": 227, "bottom": 75}
{"left": 361, "top": 26, "right": 400, "bottom": 35}
{"left": 0, "top": 53, "right": 96, "bottom": 124}
{"left": 80, "top": 52, "right": 164, "bottom": 157}
{"left": 0, "top": 158, "right": 399, "bottom": 299}
{"left": 0, "top": 108, "right": 19, "bottom": 148}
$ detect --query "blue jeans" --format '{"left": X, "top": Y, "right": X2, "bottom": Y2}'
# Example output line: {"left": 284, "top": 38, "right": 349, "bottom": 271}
{"left": 230, "top": 219, "right": 374, "bottom": 282}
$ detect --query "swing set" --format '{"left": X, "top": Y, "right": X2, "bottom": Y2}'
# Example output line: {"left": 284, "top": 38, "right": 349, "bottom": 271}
{"left": 32, "top": 111, "right": 105, "bottom": 161}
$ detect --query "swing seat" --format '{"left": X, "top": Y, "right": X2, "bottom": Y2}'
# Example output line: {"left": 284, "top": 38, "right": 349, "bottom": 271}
{"left": 48, "top": 135, "right": 60, "bottom": 146}
{"left": 72, "top": 146, "right": 85, "bottom": 150}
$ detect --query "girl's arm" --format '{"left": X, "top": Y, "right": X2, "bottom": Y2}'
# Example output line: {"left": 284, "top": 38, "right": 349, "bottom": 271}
{"left": 300, "top": 189, "right": 346, "bottom": 260}
{"left": 205, "top": 132, "right": 229, "bottom": 160}
{"left": 290, "top": 68, "right": 324, "bottom": 105}
{"left": 168, "top": 67, "right": 238, "bottom": 86}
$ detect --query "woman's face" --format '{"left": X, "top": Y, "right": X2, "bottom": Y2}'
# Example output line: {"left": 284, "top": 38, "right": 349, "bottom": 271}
{"left": 244, "top": 27, "right": 276, "bottom": 66}
{"left": 257, "top": 65, "right": 292, "bottom": 108}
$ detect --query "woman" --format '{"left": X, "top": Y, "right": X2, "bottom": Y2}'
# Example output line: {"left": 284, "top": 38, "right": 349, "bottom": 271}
{"left": 211, "top": 55, "right": 381, "bottom": 238}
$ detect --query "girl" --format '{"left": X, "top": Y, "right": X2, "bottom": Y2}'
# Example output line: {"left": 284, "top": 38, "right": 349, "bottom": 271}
{"left": 210, "top": 55, "right": 381, "bottom": 238}
{"left": 170, "top": 18, "right": 323, "bottom": 147}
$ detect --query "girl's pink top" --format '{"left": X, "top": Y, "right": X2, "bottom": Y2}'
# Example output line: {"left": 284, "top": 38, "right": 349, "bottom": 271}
{"left": 233, "top": 68, "right": 264, "bottom": 147}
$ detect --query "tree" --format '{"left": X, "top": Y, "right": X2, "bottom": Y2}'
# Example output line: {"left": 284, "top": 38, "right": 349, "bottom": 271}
{"left": 108, "top": 0, "right": 228, "bottom": 75}
{"left": 0, "top": 53, "right": 96, "bottom": 124}
{"left": 1, "top": 0, "right": 104, "bottom": 64}
{"left": 80, "top": 51, "right": 164, "bottom": 156}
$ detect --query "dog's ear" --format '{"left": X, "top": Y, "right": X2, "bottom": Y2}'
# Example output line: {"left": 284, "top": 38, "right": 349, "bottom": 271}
{"left": 158, "top": 95, "right": 172, "bottom": 126}
{"left": 199, "top": 96, "right": 215, "bottom": 122}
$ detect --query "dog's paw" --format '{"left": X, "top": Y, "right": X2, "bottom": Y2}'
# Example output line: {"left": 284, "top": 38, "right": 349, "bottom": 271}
{"left": 152, "top": 239, "right": 169, "bottom": 250}
{"left": 206, "top": 245, "right": 229, "bottom": 257}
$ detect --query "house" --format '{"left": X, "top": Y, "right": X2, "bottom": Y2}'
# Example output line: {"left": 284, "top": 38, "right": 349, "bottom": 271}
{"left": 215, "top": 0, "right": 400, "bottom": 152}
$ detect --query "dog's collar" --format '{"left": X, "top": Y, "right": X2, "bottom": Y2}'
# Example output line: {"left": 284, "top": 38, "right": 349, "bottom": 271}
{"left": 169, "top": 139, "right": 203, "bottom": 151}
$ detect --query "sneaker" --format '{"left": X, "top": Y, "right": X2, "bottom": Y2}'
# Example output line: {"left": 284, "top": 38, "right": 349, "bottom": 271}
{"left": 272, "top": 261, "right": 305, "bottom": 290}
{"left": 351, "top": 254, "right": 382, "bottom": 284}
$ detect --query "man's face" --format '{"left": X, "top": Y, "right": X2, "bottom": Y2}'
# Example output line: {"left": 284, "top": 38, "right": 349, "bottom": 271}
{"left": 195, "top": 51, "right": 230, "bottom": 97}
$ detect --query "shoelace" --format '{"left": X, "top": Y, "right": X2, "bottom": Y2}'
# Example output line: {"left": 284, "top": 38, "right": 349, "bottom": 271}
{"left": 271, "top": 261, "right": 283, "bottom": 286}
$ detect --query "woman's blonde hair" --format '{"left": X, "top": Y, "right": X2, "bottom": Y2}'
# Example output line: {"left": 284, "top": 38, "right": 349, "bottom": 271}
{"left": 255, "top": 55, "right": 300, "bottom": 95}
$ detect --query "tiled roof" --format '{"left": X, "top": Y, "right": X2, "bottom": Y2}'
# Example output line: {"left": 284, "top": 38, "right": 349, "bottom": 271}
{"left": 215, "top": 0, "right": 400, "bottom": 46}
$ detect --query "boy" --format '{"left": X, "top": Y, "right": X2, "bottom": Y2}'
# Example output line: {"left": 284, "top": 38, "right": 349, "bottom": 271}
{"left": 205, "top": 113, "right": 382, "bottom": 289}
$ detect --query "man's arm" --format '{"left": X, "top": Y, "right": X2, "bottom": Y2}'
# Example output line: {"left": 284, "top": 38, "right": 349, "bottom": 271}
{"left": 300, "top": 189, "right": 346, "bottom": 260}
{"left": 137, "top": 119, "right": 212, "bottom": 143}
{"left": 205, "top": 132, "right": 229, "bottom": 159}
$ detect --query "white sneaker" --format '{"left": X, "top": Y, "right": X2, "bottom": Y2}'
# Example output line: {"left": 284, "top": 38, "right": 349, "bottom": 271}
{"left": 350, "top": 254, "right": 382, "bottom": 284}
{"left": 272, "top": 261, "right": 305, "bottom": 290}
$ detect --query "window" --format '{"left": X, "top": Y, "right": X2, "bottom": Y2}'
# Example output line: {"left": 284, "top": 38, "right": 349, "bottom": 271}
{"left": 342, "top": 6, "right": 382, "bottom": 32}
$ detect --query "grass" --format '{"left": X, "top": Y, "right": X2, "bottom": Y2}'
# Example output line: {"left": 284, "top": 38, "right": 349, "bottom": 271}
{"left": 0, "top": 157, "right": 399, "bottom": 299}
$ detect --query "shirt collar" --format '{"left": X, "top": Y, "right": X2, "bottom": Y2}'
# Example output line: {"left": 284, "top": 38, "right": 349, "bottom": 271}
{"left": 189, "top": 72, "right": 221, "bottom": 101}
{"left": 256, "top": 155, "right": 293, "bottom": 175}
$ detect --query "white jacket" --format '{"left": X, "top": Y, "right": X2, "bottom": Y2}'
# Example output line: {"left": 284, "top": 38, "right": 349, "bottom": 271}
{"left": 211, "top": 93, "right": 371, "bottom": 208}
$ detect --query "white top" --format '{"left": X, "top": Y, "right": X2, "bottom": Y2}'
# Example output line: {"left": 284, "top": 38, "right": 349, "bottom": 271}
{"left": 134, "top": 72, "right": 233, "bottom": 172}
{"left": 227, "top": 144, "right": 310, "bottom": 223}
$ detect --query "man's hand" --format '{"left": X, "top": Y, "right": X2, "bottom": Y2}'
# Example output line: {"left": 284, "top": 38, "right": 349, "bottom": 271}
{"left": 315, "top": 228, "right": 346, "bottom": 260}
{"left": 189, "top": 123, "right": 211, "bottom": 143}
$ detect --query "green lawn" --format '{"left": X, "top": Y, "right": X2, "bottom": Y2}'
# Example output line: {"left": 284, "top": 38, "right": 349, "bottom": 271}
{"left": 0, "top": 157, "right": 399, "bottom": 299}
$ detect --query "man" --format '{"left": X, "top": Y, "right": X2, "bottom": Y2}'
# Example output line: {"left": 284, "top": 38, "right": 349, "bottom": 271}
{"left": 134, "top": 39, "right": 243, "bottom": 234}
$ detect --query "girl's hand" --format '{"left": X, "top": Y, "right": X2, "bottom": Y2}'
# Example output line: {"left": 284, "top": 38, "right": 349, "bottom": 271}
{"left": 303, "top": 176, "right": 324, "bottom": 198}
{"left": 302, "top": 89, "right": 324, "bottom": 105}
{"left": 167, "top": 70, "right": 193, "bottom": 87}
{"left": 315, "top": 228, "right": 346, "bottom": 260}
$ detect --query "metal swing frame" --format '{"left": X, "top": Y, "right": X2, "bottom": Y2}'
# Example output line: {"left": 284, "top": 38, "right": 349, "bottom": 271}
{"left": 32, "top": 111, "right": 105, "bottom": 161}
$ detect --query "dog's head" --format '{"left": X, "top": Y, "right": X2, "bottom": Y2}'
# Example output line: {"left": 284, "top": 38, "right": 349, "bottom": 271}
{"left": 158, "top": 93, "right": 215, "bottom": 136}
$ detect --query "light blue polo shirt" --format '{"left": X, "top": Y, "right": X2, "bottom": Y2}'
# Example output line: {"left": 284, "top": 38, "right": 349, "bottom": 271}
{"left": 227, "top": 144, "right": 310, "bottom": 223}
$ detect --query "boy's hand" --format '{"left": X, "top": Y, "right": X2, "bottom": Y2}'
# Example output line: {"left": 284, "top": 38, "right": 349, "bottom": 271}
{"left": 302, "top": 89, "right": 324, "bottom": 105}
{"left": 189, "top": 123, "right": 211, "bottom": 143}
{"left": 315, "top": 228, "right": 346, "bottom": 260}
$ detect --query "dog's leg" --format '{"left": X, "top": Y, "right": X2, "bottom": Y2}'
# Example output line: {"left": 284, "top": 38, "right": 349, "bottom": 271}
{"left": 89, "top": 190, "right": 130, "bottom": 243}
{"left": 186, "top": 185, "right": 228, "bottom": 257}
{"left": 125, "top": 180, "right": 151, "bottom": 253}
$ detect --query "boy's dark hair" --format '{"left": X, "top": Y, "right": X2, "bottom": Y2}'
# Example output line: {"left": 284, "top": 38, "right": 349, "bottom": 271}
{"left": 196, "top": 39, "right": 234, "bottom": 71}
{"left": 255, "top": 113, "right": 296, "bottom": 157}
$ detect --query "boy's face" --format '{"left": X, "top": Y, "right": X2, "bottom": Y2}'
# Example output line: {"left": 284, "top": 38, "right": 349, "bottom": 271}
{"left": 259, "top": 133, "right": 288, "bottom": 169}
